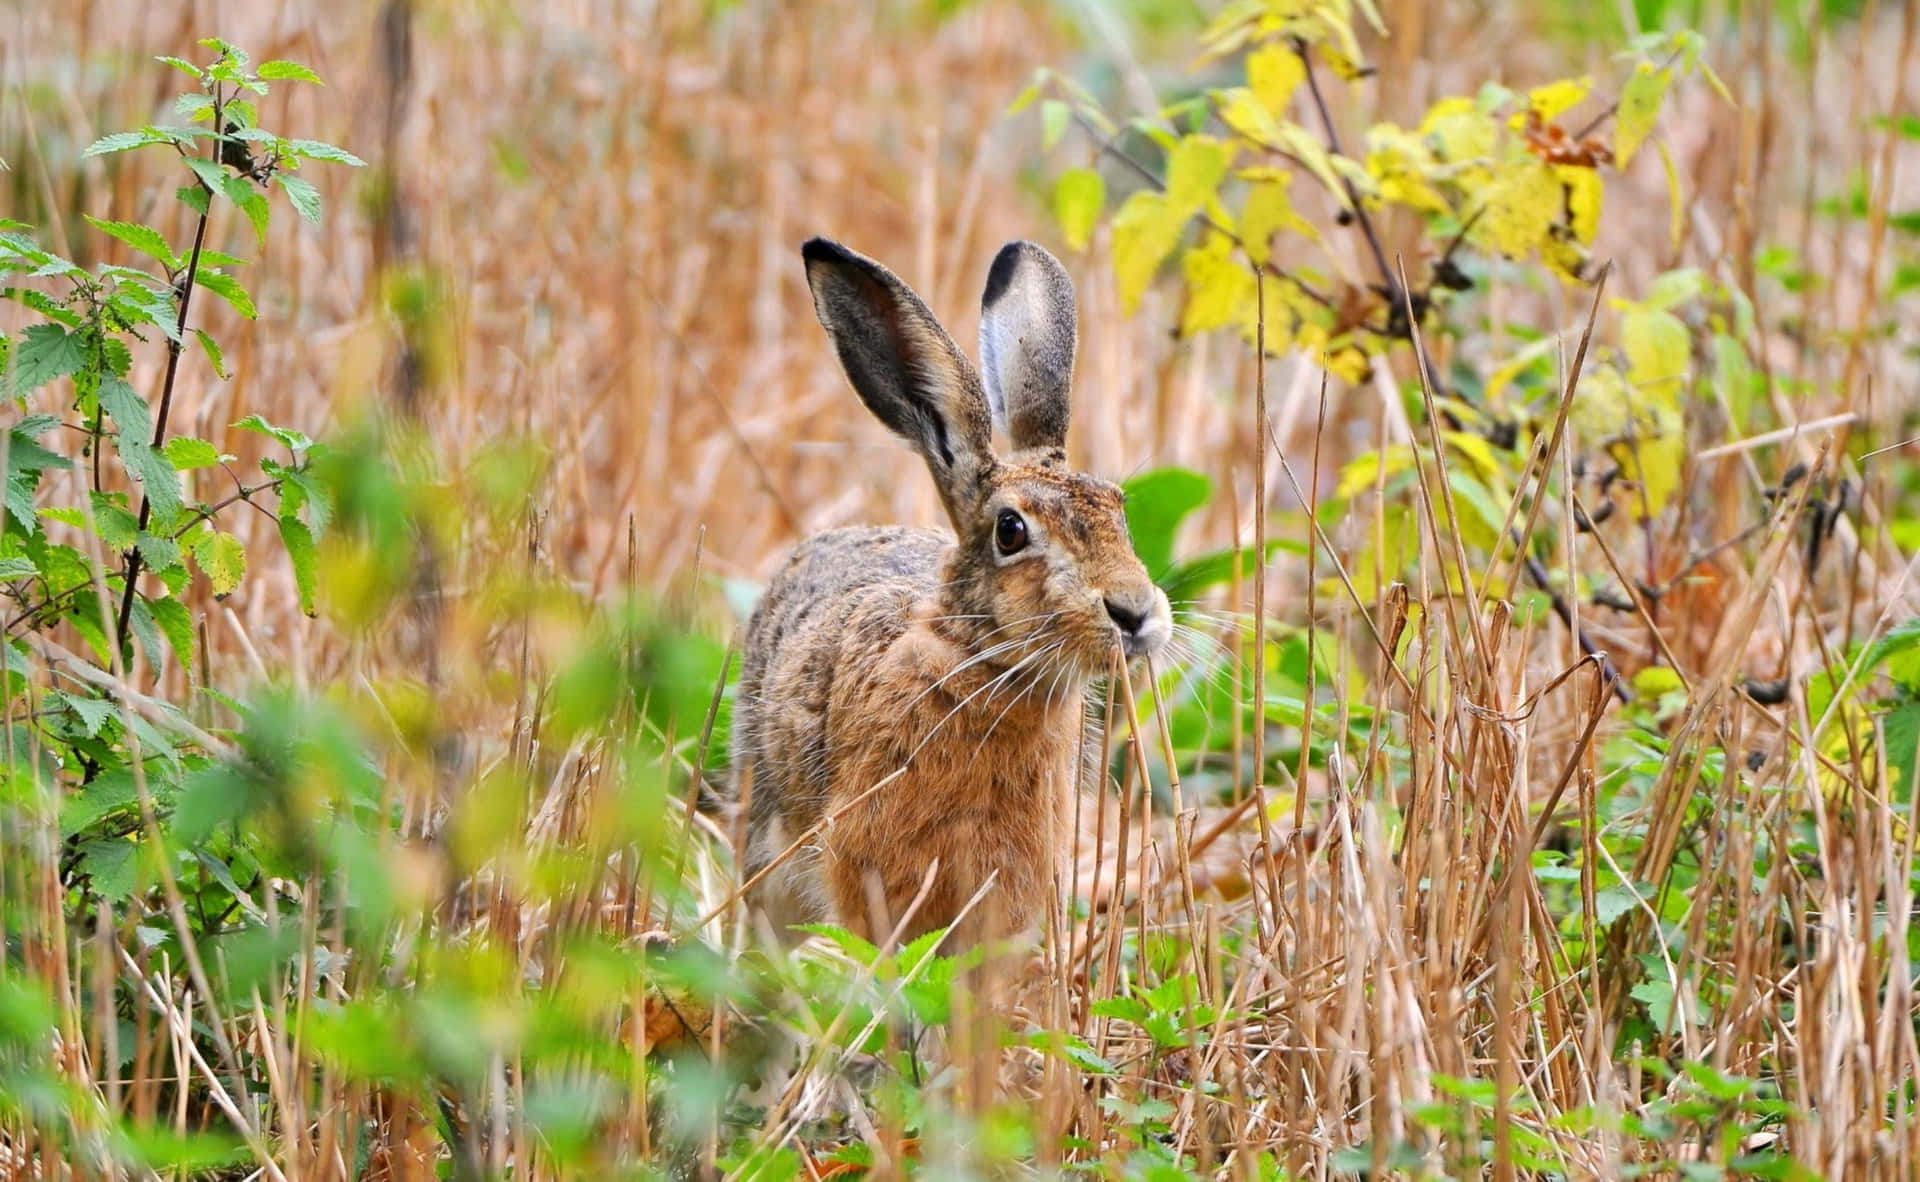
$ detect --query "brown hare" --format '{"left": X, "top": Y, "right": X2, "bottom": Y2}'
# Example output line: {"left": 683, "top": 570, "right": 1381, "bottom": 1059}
{"left": 730, "top": 237, "right": 1170, "bottom": 950}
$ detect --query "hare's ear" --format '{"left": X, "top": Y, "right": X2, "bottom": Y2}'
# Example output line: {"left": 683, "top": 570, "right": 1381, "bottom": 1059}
{"left": 802, "top": 238, "right": 995, "bottom": 512}
{"left": 979, "top": 241, "right": 1076, "bottom": 453}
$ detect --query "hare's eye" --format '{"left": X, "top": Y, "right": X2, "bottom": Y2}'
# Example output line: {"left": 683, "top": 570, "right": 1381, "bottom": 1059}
{"left": 995, "top": 509, "right": 1029, "bottom": 556}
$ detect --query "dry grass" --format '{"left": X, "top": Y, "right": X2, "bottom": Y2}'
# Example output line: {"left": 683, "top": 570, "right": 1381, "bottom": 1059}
{"left": 7, "top": 0, "right": 1920, "bottom": 1177}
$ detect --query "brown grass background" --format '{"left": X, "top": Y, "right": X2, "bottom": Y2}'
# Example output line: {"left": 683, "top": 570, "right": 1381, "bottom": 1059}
{"left": 10, "top": 0, "right": 1912, "bottom": 684}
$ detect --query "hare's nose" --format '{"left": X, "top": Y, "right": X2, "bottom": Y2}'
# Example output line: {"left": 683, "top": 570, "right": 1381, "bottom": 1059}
{"left": 1104, "top": 598, "right": 1147, "bottom": 636}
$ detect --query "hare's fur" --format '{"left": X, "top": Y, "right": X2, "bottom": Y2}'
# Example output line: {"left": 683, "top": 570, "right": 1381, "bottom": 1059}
{"left": 730, "top": 238, "right": 1170, "bottom": 947}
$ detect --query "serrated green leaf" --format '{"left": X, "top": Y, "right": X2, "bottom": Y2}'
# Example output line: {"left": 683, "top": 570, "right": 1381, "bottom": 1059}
{"left": 193, "top": 270, "right": 256, "bottom": 319}
{"left": 0, "top": 556, "right": 36, "bottom": 580}
{"left": 194, "top": 329, "right": 229, "bottom": 379}
{"left": 125, "top": 443, "right": 183, "bottom": 526}
{"left": 192, "top": 531, "right": 246, "bottom": 598}
{"left": 8, "top": 323, "right": 86, "bottom": 399}
{"left": 1088, "top": 996, "right": 1149, "bottom": 1023}
{"left": 233, "top": 415, "right": 311, "bottom": 452}
{"left": 219, "top": 175, "right": 271, "bottom": 248}
{"left": 162, "top": 437, "right": 224, "bottom": 470}
{"left": 790, "top": 922, "right": 879, "bottom": 965}
{"left": 183, "top": 157, "right": 227, "bottom": 194}
{"left": 175, "top": 92, "right": 216, "bottom": 121}
{"left": 59, "top": 690, "right": 115, "bottom": 738}
{"left": 90, "top": 493, "right": 141, "bottom": 552}
{"left": 286, "top": 468, "right": 331, "bottom": 536}
{"left": 99, "top": 378, "right": 183, "bottom": 524}
{"left": 28, "top": 256, "right": 84, "bottom": 279}
{"left": 127, "top": 595, "right": 166, "bottom": 670}
{"left": 276, "top": 175, "right": 321, "bottom": 225}
{"left": 155, "top": 55, "right": 204, "bottom": 78}
{"left": 286, "top": 139, "right": 365, "bottom": 167}
{"left": 84, "top": 130, "right": 162, "bottom": 157}
{"left": 110, "top": 285, "right": 182, "bottom": 344}
{"left": 279, "top": 515, "right": 317, "bottom": 616}
{"left": 258, "top": 59, "right": 322, "bottom": 83}
{"left": 83, "top": 216, "right": 180, "bottom": 270}
{"left": 97, "top": 375, "right": 153, "bottom": 443}
{"left": 177, "top": 183, "right": 212, "bottom": 217}
{"left": 61, "top": 767, "right": 138, "bottom": 838}
{"left": 148, "top": 596, "right": 195, "bottom": 669}
{"left": 136, "top": 531, "right": 183, "bottom": 572}
{"left": 1, "top": 287, "right": 80, "bottom": 327}
{"left": 1053, "top": 167, "right": 1105, "bottom": 253}
{"left": 77, "top": 839, "right": 138, "bottom": 900}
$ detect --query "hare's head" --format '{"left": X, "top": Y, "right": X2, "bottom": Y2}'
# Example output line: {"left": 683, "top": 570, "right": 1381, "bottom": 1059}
{"left": 802, "top": 237, "right": 1170, "bottom": 678}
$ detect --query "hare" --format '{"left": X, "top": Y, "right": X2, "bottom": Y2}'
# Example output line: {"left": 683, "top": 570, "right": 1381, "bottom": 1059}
{"left": 729, "top": 237, "right": 1170, "bottom": 950}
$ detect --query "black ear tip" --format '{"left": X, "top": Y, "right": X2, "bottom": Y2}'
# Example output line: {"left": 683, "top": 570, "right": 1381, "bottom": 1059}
{"left": 982, "top": 243, "right": 1024, "bottom": 309}
{"left": 802, "top": 237, "right": 857, "bottom": 266}
{"left": 983, "top": 240, "right": 1071, "bottom": 311}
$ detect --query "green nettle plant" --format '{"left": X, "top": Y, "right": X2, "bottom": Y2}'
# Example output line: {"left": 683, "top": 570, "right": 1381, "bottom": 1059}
{"left": 1, "top": 39, "right": 356, "bottom": 1161}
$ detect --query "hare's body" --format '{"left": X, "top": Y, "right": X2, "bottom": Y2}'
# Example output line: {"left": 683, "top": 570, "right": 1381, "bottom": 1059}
{"left": 732, "top": 239, "right": 1169, "bottom": 947}
{"left": 735, "top": 526, "right": 1079, "bottom": 942}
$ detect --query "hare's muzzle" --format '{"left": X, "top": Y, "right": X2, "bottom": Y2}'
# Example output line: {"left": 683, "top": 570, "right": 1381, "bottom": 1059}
{"left": 1104, "top": 587, "right": 1171, "bottom": 659}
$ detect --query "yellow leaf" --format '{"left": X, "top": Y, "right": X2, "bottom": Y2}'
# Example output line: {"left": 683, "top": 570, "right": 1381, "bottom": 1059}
{"left": 1239, "top": 173, "right": 1315, "bottom": 263}
{"left": 1180, "top": 236, "right": 1254, "bottom": 336}
{"left": 1196, "top": 0, "right": 1265, "bottom": 64}
{"left": 1420, "top": 96, "right": 1497, "bottom": 163}
{"left": 1336, "top": 444, "right": 1416, "bottom": 500}
{"left": 1366, "top": 123, "right": 1451, "bottom": 217}
{"left": 1442, "top": 429, "right": 1504, "bottom": 485}
{"left": 1053, "top": 167, "right": 1105, "bottom": 252}
{"left": 1606, "top": 427, "right": 1684, "bottom": 517}
{"left": 1272, "top": 121, "right": 1344, "bottom": 199}
{"left": 1615, "top": 63, "right": 1671, "bottom": 168}
{"left": 1112, "top": 190, "right": 1187, "bottom": 315}
{"left": 1526, "top": 75, "right": 1592, "bottom": 122}
{"left": 1247, "top": 42, "right": 1304, "bottom": 115}
{"left": 1473, "top": 159, "right": 1560, "bottom": 260}
{"left": 1620, "top": 305, "right": 1690, "bottom": 397}
{"left": 1166, "top": 134, "right": 1235, "bottom": 215}
{"left": 1540, "top": 234, "right": 1587, "bottom": 284}
{"left": 1243, "top": 273, "right": 1325, "bottom": 352}
{"left": 1320, "top": 46, "right": 1368, "bottom": 82}
{"left": 1632, "top": 665, "right": 1685, "bottom": 698}
{"left": 1322, "top": 341, "right": 1373, "bottom": 385}
{"left": 1218, "top": 87, "right": 1280, "bottom": 145}
{"left": 1557, "top": 164, "right": 1602, "bottom": 244}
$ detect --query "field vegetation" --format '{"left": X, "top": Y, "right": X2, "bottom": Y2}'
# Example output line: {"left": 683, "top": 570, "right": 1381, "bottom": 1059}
{"left": 4, "top": 0, "right": 1920, "bottom": 1177}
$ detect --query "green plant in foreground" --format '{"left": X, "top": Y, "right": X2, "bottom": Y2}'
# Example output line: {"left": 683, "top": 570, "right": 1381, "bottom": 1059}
{"left": 0, "top": 38, "right": 358, "bottom": 1169}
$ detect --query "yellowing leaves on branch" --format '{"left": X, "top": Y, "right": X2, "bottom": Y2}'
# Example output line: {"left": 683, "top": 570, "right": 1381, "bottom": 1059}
{"left": 1034, "top": 13, "right": 1711, "bottom": 386}
{"left": 1616, "top": 63, "right": 1673, "bottom": 167}
{"left": 1237, "top": 168, "right": 1318, "bottom": 263}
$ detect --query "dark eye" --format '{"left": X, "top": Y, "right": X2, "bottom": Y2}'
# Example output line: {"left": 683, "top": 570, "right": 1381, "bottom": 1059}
{"left": 994, "top": 509, "right": 1028, "bottom": 556}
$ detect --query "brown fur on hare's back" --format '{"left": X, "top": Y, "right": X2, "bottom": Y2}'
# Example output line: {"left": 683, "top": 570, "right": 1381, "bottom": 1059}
{"left": 730, "top": 238, "right": 1170, "bottom": 949}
